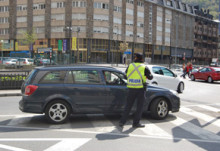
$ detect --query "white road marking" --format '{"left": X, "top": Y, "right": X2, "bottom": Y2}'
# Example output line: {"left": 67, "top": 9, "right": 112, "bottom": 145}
{"left": 88, "top": 114, "right": 120, "bottom": 133}
{"left": 44, "top": 138, "right": 91, "bottom": 151}
{"left": 0, "top": 144, "right": 31, "bottom": 151}
{"left": 196, "top": 105, "right": 220, "bottom": 113}
{"left": 170, "top": 116, "right": 220, "bottom": 141}
{"left": 141, "top": 120, "right": 171, "bottom": 137}
{"left": 0, "top": 138, "right": 91, "bottom": 151}
{"left": 0, "top": 125, "right": 220, "bottom": 143}
{"left": 180, "top": 107, "right": 220, "bottom": 128}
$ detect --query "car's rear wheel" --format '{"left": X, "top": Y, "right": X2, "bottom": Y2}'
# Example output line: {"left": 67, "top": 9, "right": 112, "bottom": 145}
{"left": 207, "top": 76, "right": 213, "bottom": 83}
{"left": 45, "top": 100, "right": 70, "bottom": 124}
{"left": 150, "top": 97, "right": 169, "bottom": 120}
{"left": 177, "top": 82, "right": 184, "bottom": 93}
{"left": 191, "top": 74, "right": 195, "bottom": 81}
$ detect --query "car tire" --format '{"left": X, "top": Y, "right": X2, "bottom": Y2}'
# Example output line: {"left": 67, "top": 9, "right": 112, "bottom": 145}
{"left": 207, "top": 76, "right": 213, "bottom": 83}
{"left": 177, "top": 82, "right": 184, "bottom": 93}
{"left": 191, "top": 75, "right": 195, "bottom": 81}
{"left": 150, "top": 97, "right": 169, "bottom": 120}
{"left": 45, "top": 100, "right": 71, "bottom": 124}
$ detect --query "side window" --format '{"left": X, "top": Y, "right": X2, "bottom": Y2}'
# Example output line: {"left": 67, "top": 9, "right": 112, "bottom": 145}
{"left": 161, "top": 67, "right": 175, "bottom": 77}
{"left": 152, "top": 67, "right": 163, "bottom": 75}
{"left": 103, "top": 71, "right": 126, "bottom": 85}
{"left": 72, "top": 70, "right": 101, "bottom": 84}
{"left": 200, "top": 68, "right": 207, "bottom": 72}
{"left": 39, "top": 71, "right": 66, "bottom": 84}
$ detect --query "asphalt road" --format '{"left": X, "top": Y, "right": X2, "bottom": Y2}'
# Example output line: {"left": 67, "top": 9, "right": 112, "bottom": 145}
{"left": 0, "top": 78, "right": 219, "bottom": 151}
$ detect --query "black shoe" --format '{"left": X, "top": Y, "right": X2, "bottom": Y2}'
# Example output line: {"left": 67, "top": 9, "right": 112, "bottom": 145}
{"left": 132, "top": 123, "right": 145, "bottom": 128}
{"left": 119, "top": 122, "right": 124, "bottom": 127}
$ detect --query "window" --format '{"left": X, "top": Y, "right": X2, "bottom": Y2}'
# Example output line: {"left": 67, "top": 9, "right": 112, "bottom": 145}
{"left": 103, "top": 71, "right": 126, "bottom": 85}
{"left": 35, "top": 27, "right": 45, "bottom": 33}
{"left": 94, "top": 2, "right": 109, "bottom": 10}
{"left": 126, "top": 8, "right": 133, "bottom": 15}
{"left": 114, "top": 6, "right": 122, "bottom": 12}
{"left": 33, "top": 15, "right": 45, "bottom": 22}
{"left": 72, "top": 14, "right": 86, "bottom": 20}
{"left": 33, "top": 3, "right": 45, "bottom": 10}
{"left": 66, "top": 70, "right": 101, "bottom": 84}
{"left": 39, "top": 71, "right": 66, "bottom": 84}
{"left": 0, "top": 17, "right": 8, "bottom": 24}
{"left": 51, "top": 27, "right": 63, "bottom": 32}
{"left": 17, "top": 17, "right": 27, "bottom": 23}
{"left": 0, "top": 28, "right": 8, "bottom": 35}
{"left": 161, "top": 67, "right": 175, "bottom": 77}
{"left": 113, "top": 17, "right": 122, "bottom": 24}
{"left": 51, "top": 14, "right": 65, "bottom": 21}
{"left": 137, "top": 11, "right": 144, "bottom": 18}
{"left": 17, "top": 5, "right": 27, "bottom": 11}
{"left": 126, "top": 0, "right": 134, "bottom": 4}
{"left": 94, "top": 14, "right": 109, "bottom": 21}
{"left": 0, "top": 6, "right": 9, "bottom": 12}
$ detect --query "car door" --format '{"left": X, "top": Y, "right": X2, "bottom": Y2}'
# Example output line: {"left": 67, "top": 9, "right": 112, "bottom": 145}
{"left": 198, "top": 68, "right": 207, "bottom": 80}
{"left": 152, "top": 66, "right": 178, "bottom": 90}
{"left": 103, "top": 70, "right": 128, "bottom": 112}
{"left": 64, "top": 69, "right": 107, "bottom": 113}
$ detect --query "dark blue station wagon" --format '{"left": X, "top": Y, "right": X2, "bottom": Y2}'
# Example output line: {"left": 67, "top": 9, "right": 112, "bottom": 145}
{"left": 19, "top": 66, "right": 180, "bottom": 124}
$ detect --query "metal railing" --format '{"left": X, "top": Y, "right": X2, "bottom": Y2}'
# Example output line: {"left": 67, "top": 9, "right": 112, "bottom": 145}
{"left": 0, "top": 70, "right": 30, "bottom": 90}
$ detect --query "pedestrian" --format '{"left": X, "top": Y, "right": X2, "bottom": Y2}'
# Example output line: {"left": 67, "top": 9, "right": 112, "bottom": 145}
{"left": 124, "top": 57, "right": 126, "bottom": 65}
{"left": 180, "top": 63, "right": 186, "bottom": 78}
{"left": 119, "top": 53, "right": 153, "bottom": 128}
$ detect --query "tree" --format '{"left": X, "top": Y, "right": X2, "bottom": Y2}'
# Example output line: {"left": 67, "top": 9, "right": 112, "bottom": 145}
{"left": 119, "top": 41, "right": 128, "bottom": 53}
{"left": 19, "top": 28, "right": 37, "bottom": 58}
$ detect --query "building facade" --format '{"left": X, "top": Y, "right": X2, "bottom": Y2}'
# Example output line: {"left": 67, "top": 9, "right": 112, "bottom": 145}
{"left": 193, "top": 6, "right": 218, "bottom": 65}
{"left": 0, "top": 0, "right": 195, "bottom": 64}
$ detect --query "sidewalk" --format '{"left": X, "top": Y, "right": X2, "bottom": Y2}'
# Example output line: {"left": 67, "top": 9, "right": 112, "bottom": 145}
{"left": 0, "top": 89, "right": 21, "bottom": 97}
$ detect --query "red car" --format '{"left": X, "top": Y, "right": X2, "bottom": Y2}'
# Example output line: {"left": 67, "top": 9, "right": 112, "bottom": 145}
{"left": 190, "top": 67, "right": 220, "bottom": 83}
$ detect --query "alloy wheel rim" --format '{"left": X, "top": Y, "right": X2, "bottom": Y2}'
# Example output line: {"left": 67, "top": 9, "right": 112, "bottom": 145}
{"left": 208, "top": 77, "right": 212, "bottom": 83}
{"left": 157, "top": 100, "right": 168, "bottom": 117}
{"left": 49, "top": 103, "right": 67, "bottom": 122}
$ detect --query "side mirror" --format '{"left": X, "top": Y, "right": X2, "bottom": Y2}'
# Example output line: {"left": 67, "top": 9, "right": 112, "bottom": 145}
{"left": 174, "top": 74, "right": 177, "bottom": 77}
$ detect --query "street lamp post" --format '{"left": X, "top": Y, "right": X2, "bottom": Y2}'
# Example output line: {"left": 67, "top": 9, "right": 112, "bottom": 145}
{"left": 64, "top": 26, "right": 72, "bottom": 64}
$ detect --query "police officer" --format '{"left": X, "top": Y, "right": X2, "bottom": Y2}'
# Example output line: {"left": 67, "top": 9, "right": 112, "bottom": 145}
{"left": 119, "top": 53, "right": 153, "bottom": 128}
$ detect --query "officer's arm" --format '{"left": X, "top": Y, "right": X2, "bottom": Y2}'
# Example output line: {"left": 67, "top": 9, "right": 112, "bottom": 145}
{"left": 145, "top": 67, "right": 153, "bottom": 80}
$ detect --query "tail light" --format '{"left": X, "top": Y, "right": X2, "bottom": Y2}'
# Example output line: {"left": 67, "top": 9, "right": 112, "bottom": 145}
{"left": 25, "top": 85, "right": 38, "bottom": 96}
{"left": 23, "top": 61, "right": 27, "bottom": 64}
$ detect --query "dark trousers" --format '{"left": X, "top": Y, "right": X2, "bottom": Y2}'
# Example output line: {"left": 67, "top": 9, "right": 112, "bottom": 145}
{"left": 119, "top": 88, "right": 145, "bottom": 125}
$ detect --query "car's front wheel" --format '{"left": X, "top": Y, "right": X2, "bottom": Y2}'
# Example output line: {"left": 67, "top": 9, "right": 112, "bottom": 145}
{"left": 45, "top": 100, "right": 70, "bottom": 124}
{"left": 191, "top": 74, "right": 195, "bottom": 81}
{"left": 207, "top": 76, "right": 213, "bottom": 83}
{"left": 150, "top": 97, "right": 169, "bottom": 120}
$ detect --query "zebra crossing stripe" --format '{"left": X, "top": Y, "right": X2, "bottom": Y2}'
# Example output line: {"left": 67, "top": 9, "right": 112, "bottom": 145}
{"left": 170, "top": 117, "right": 220, "bottom": 141}
{"left": 196, "top": 105, "right": 220, "bottom": 113}
{"left": 88, "top": 114, "right": 121, "bottom": 133}
{"left": 180, "top": 107, "right": 220, "bottom": 128}
{"left": 141, "top": 120, "right": 171, "bottom": 137}
{"left": 0, "top": 144, "right": 31, "bottom": 151}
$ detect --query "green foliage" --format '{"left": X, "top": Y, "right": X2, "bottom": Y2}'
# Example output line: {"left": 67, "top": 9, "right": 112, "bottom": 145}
{"left": 0, "top": 76, "right": 26, "bottom": 82}
{"left": 182, "top": 0, "right": 219, "bottom": 19}
{"left": 19, "top": 28, "right": 37, "bottom": 46}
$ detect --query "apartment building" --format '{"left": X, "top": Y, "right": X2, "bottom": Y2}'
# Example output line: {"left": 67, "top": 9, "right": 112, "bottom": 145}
{"left": 193, "top": 6, "right": 218, "bottom": 64}
{"left": 0, "top": 0, "right": 195, "bottom": 64}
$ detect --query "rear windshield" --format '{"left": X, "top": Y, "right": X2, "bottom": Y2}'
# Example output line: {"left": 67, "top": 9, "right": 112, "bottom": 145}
{"left": 24, "top": 69, "right": 38, "bottom": 84}
{"left": 213, "top": 68, "right": 220, "bottom": 72}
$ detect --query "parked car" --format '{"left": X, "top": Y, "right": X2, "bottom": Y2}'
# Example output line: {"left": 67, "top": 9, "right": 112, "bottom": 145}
{"left": 4, "top": 58, "right": 17, "bottom": 68}
{"left": 0, "top": 57, "right": 11, "bottom": 64}
{"left": 36, "top": 58, "right": 56, "bottom": 66}
{"left": 146, "top": 65, "right": 184, "bottom": 93}
{"left": 190, "top": 66, "right": 220, "bottom": 83}
{"left": 19, "top": 66, "right": 180, "bottom": 124}
{"left": 16, "top": 58, "right": 34, "bottom": 67}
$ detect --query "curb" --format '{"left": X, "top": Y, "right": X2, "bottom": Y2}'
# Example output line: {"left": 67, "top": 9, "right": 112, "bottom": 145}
{"left": 0, "top": 93, "right": 22, "bottom": 97}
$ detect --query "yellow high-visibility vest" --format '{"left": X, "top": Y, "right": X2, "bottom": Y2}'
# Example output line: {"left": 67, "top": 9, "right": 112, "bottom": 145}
{"left": 127, "top": 63, "right": 146, "bottom": 88}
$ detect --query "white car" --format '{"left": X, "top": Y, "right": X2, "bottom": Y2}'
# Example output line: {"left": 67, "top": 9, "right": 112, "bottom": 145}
{"left": 16, "top": 58, "right": 34, "bottom": 67}
{"left": 146, "top": 65, "right": 184, "bottom": 93}
{"left": 4, "top": 58, "right": 17, "bottom": 68}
